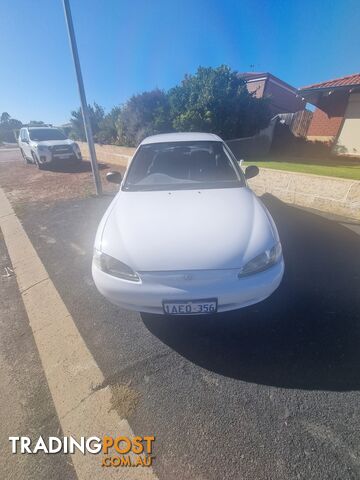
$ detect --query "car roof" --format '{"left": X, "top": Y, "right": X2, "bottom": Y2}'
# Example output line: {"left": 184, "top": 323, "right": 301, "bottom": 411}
{"left": 140, "top": 132, "right": 223, "bottom": 145}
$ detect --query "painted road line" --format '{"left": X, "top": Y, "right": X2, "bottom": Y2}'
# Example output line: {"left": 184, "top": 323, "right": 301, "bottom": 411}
{"left": 0, "top": 188, "right": 157, "bottom": 480}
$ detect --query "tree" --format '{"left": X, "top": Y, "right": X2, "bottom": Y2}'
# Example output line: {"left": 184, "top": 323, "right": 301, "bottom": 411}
{"left": 0, "top": 112, "right": 22, "bottom": 142}
{"left": 97, "top": 106, "right": 121, "bottom": 144}
{"left": 1, "top": 112, "right": 10, "bottom": 123}
{"left": 69, "top": 103, "right": 105, "bottom": 141}
{"left": 66, "top": 65, "right": 273, "bottom": 147}
{"left": 116, "top": 89, "right": 172, "bottom": 147}
{"left": 168, "top": 65, "right": 271, "bottom": 139}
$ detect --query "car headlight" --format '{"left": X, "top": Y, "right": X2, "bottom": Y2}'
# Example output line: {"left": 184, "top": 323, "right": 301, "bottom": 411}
{"left": 37, "top": 145, "right": 49, "bottom": 151}
{"left": 73, "top": 143, "right": 81, "bottom": 152}
{"left": 238, "top": 242, "right": 282, "bottom": 277}
{"left": 93, "top": 249, "right": 140, "bottom": 282}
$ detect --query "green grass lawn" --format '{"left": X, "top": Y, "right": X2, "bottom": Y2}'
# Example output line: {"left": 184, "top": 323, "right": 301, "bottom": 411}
{"left": 244, "top": 156, "right": 360, "bottom": 181}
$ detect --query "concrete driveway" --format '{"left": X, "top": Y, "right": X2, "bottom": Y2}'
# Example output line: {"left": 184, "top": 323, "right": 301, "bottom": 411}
{"left": 1, "top": 148, "right": 359, "bottom": 479}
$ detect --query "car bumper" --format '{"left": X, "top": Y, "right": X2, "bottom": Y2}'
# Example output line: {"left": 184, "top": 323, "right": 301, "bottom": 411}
{"left": 37, "top": 150, "right": 81, "bottom": 164}
{"left": 92, "top": 259, "right": 285, "bottom": 314}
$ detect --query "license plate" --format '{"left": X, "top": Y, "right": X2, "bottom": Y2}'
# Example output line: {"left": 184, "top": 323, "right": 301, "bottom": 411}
{"left": 163, "top": 298, "right": 218, "bottom": 315}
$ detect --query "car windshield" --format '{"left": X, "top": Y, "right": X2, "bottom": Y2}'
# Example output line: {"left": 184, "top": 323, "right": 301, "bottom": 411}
{"left": 123, "top": 141, "right": 243, "bottom": 191}
{"left": 28, "top": 128, "right": 67, "bottom": 141}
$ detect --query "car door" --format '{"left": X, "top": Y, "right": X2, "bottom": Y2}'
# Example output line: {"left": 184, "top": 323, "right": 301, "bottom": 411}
{"left": 18, "top": 129, "right": 24, "bottom": 150}
{"left": 19, "top": 129, "right": 26, "bottom": 154}
{"left": 21, "top": 129, "right": 31, "bottom": 158}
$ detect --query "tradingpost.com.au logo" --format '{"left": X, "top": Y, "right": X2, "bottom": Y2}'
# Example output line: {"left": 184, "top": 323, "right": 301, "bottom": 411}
{"left": 9, "top": 435, "right": 155, "bottom": 468}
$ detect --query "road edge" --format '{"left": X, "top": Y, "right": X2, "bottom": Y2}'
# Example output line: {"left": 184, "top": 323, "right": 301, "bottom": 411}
{"left": 0, "top": 187, "right": 157, "bottom": 480}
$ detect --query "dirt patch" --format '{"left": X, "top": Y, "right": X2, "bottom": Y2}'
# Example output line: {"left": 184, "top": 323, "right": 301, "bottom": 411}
{"left": 109, "top": 383, "right": 140, "bottom": 419}
{"left": 0, "top": 151, "right": 123, "bottom": 207}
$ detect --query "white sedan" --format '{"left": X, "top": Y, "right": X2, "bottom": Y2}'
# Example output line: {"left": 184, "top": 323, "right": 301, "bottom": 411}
{"left": 92, "top": 132, "right": 284, "bottom": 315}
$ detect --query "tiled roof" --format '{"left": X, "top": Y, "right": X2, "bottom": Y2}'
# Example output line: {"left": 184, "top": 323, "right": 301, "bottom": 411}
{"left": 300, "top": 73, "right": 360, "bottom": 90}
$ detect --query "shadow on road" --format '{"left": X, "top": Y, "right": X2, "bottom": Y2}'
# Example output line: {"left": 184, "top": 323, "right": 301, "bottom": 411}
{"left": 44, "top": 160, "right": 108, "bottom": 174}
{"left": 142, "top": 195, "right": 360, "bottom": 391}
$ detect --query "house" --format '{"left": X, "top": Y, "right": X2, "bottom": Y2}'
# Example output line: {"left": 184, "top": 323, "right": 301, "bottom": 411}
{"left": 239, "top": 72, "right": 306, "bottom": 115}
{"left": 299, "top": 73, "right": 360, "bottom": 156}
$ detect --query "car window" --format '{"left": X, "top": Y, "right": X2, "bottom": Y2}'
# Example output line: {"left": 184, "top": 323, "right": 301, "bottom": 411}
{"left": 123, "top": 141, "right": 244, "bottom": 191}
{"left": 28, "top": 128, "right": 67, "bottom": 141}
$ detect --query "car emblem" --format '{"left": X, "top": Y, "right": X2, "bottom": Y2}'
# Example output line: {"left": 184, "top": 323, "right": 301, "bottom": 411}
{"left": 184, "top": 274, "right": 193, "bottom": 281}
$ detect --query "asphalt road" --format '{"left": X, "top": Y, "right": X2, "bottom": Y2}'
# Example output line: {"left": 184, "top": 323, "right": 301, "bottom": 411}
{"left": 0, "top": 226, "right": 76, "bottom": 479}
{"left": 1, "top": 149, "right": 360, "bottom": 479}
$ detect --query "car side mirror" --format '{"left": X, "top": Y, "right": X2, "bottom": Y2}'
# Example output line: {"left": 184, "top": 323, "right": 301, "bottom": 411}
{"left": 106, "top": 171, "right": 122, "bottom": 184}
{"left": 245, "top": 165, "right": 259, "bottom": 180}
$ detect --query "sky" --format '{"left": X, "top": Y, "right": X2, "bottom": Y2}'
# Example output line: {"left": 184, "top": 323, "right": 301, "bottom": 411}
{"left": 1, "top": 0, "right": 359, "bottom": 125}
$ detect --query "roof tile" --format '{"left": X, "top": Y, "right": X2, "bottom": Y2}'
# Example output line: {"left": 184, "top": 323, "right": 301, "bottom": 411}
{"left": 301, "top": 73, "right": 360, "bottom": 90}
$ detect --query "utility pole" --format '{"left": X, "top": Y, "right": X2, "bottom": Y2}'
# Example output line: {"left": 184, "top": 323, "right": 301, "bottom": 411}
{"left": 62, "top": 0, "right": 102, "bottom": 195}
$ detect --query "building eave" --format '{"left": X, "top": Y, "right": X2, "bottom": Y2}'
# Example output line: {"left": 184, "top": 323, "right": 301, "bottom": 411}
{"left": 298, "top": 84, "right": 360, "bottom": 108}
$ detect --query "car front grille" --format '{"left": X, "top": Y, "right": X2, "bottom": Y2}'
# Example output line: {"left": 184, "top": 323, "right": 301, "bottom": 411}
{"left": 52, "top": 145, "right": 73, "bottom": 155}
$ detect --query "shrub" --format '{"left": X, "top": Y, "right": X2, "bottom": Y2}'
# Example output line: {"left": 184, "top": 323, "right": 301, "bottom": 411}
{"left": 271, "top": 122, "right": 333, "bottom": 158}
{"left": 116, "top": 89, "right": 172, "bottom": 147}
{"left": 168, "top": 65, "right": 271, "bottom": 139}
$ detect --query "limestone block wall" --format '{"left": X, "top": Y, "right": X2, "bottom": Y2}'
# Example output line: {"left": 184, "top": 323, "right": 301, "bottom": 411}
{"left": 248, "top": 168, "right": 360, "bottom": 220}
{"left": 78, "top": 142, "right": 360, "bottom": 220}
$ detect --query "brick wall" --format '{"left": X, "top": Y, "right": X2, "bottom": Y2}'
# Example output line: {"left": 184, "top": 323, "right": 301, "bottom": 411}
{"left": 245, "top": 75, "right": 305, "bottom": 114}
{"left": 264, "top": 78, "right": 306, "bottom": 114}
{"left": 306, "top": 92, "right": 349, "bottom": 141}
{"left": 307, "top": 107, "right": 343, "bottom": 140}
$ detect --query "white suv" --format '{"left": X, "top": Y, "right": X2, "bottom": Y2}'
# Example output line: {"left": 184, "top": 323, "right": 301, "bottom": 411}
{"left": 18, "top": 126, "right": 82, "bottom": 169}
